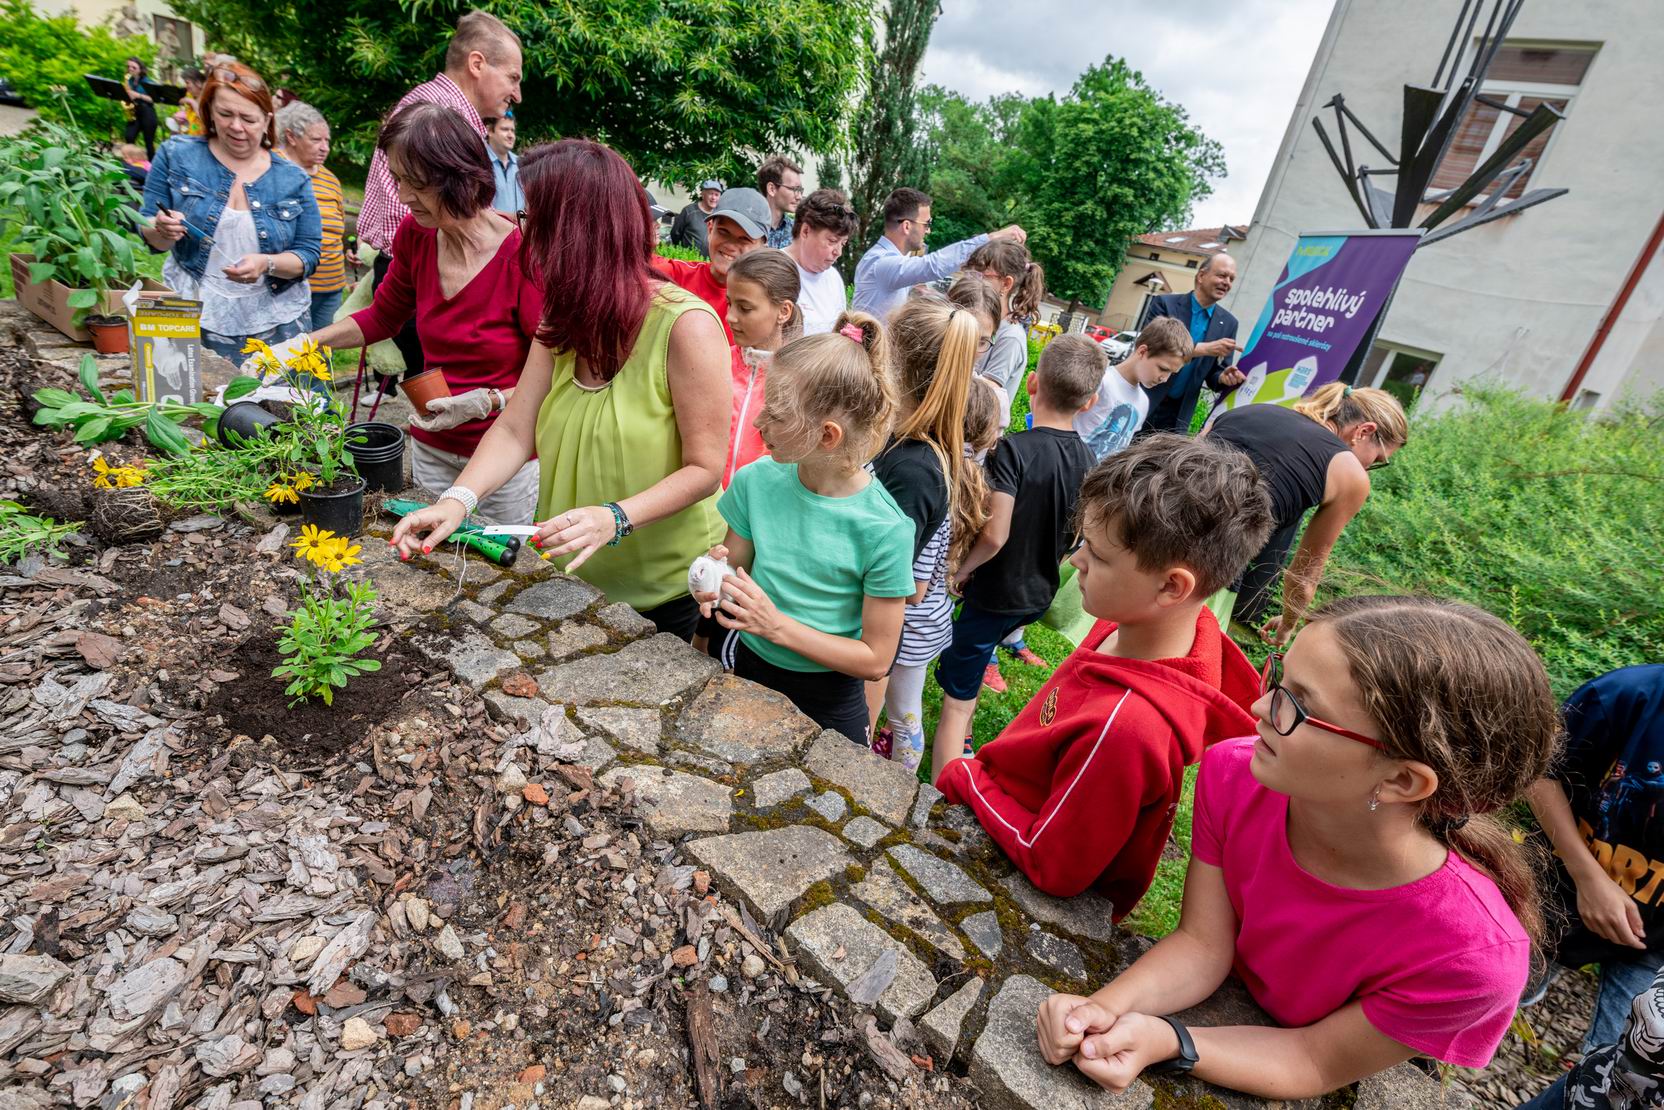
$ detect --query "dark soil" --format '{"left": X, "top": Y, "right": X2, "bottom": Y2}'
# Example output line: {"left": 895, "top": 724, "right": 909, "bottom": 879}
{"left": 206, "top": 633, "right": 421, "bottom": 759}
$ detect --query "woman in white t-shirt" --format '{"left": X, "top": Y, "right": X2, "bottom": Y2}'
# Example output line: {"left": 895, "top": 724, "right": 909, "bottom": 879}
{"left": 787, "top": 189, "right": 858, "bottom": 335}
{"left": 1074, "top": 316, "right": 1194, "bottom": 460}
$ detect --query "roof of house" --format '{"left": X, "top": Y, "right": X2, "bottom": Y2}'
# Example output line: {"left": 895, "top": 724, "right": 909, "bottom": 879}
{"left": 1133, "top": 225, "right": 1249, "bottom": 257}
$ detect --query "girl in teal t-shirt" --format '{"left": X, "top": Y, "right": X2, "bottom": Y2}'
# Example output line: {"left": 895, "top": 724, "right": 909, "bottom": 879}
{"left": 693, "top": 312, "right": 916, "bottom": 745}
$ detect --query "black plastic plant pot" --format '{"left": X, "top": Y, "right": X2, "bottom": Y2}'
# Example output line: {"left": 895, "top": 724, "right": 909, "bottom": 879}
{"left": 345, "top": 421, "right": 405, "bottom": 494}
{"left": 217, "top": 401, "right": 282, "bottom": 447}
{"left": 299, "top": 477, "right": 367, "bottom": 537}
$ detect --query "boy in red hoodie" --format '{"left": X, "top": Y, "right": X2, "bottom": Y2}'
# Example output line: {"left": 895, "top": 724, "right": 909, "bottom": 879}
{"left": 937, "top": 433, "right": 1274, "bottom": 916}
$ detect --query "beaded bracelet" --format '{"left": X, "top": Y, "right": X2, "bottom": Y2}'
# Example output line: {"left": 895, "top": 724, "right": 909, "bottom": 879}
{"left": 439, "top": 485, "right": 478, "bottom": 518}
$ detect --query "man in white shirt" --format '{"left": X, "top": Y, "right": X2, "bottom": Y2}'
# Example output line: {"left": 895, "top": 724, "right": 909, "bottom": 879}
{"left": 852, "top": 186, "right": 1024, "bottom": 321}
{"left": 786, "top": 188, "right": 858, "bottom": 334}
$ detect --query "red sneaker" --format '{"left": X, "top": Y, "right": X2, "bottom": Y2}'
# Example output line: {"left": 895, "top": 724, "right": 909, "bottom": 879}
{"left": 982, "top": 661, "right": 1008, "bottom": 694}
{"left": 1010, "top": 645, "right": 1046, "bottom": 667}
{"left": 871, "top": 726, "right": 894, "bottom": 759}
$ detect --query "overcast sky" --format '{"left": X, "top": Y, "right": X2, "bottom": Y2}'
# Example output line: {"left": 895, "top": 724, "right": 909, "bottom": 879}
{"left": 919, "top": 0, "right": 1335, "bottom": 229}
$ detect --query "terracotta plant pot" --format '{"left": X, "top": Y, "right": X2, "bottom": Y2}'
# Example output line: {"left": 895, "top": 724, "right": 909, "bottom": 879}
{"left": 398, "top": 368, "right": 451, "bottom": 418}
{"left": 86, "top": 314, "right": 129, "bottom": 355}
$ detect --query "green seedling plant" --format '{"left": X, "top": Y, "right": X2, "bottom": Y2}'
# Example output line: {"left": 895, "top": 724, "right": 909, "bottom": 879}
{"left": 34, "top": 355, "right": 221, "bottom": 455}
{"left": 0, "top": 500, "right": 81, "bottom": 564}
{"left": 0, "top": 121, "right": 147, "bottom": 317}
{"left": 237, "top": 340, "right": 361, "bottom": 490}
{"left": 274, "top": 526, "right": 380, "bottom": 705}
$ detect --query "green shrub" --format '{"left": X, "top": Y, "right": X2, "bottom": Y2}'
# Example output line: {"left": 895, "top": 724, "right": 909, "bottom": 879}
{"left": 655, "top": 242, "right": 706, "bottom": 264}
{"left": 0, "top": 0, "right": 153, "bottom": 139}
{"left": 1322, "top": 385, "right": 1664, "bottom": 697}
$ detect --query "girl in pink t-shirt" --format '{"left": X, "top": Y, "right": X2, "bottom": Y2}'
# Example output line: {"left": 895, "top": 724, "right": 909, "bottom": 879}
{"left": 1036, "top": 595, "right": 1560, "bottom": 1099}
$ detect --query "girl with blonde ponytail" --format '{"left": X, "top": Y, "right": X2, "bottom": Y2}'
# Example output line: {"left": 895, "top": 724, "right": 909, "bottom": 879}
{"left": 1038, "top": 594, "right": 1557, "bottom": 1097}
{"left": 866, "top": 296, "right": 983, "bottom": 769}
{"left": 1205, "top": 382, "right": 1407, "bottom": 644}
{"left": 690, "top": 311, "right": 915, "bottom": 745}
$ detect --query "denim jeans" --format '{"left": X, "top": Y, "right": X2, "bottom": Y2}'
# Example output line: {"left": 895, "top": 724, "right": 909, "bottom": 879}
{"left": 309, "top": 288, "right": 344, "bottom": 332}
{"left": 1514, "top": 1073, "right": 1566, "bottom": 1109}
{"left": 1588, "top": 948, "right": 1664, "bottom": 1051}
{"left": 201, "top": 318, "right": 305, "bottom": 365}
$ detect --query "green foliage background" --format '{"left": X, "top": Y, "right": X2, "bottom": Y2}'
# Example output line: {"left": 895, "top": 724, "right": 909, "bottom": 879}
{"left": 0, "top": 0, "right": 154, "bottom": 138}
{"left": 912, "top": 61, "right": 1225, "bottom": 310}
{"left": 166, "top": 0, "right": 875, "bottom": 184}
{"left": 1320, "top": 386, "right": 1664, "bottom": 699}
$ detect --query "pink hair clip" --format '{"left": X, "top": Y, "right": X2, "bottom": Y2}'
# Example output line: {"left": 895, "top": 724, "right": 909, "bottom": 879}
{"left": 839, "top": 323, "right": 865, "bottom": 342}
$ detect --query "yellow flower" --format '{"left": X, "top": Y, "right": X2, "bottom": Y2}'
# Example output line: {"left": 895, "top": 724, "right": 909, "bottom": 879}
{"left": 111, "top": 465, "right": 146, "bottom": 488}
{"left": 289, "top": 471, "right": 316, "bottom": 492}
{"left": 264, "top": 482, "right": 299, "bottom": 505}
{"left": 319, "top": 538, "right": 362, "bottom": 571}
{"left": 289, "top": 524, "right": 333, "bottom": 560}
{"left": 240, "top": 337, "right": 273, "bottom": 357}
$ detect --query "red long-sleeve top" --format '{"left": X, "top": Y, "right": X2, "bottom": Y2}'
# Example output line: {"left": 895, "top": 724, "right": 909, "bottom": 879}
{"left": 352, "top": 214, "right": 543, "bottom": 457}
{"left": 937, "top": 610, "right": 1260, "bottom": 918}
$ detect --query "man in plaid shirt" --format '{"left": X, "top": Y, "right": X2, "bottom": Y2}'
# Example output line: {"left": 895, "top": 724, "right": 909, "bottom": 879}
{"left": 358, "top": 9, "right": 522, "bottom": 375}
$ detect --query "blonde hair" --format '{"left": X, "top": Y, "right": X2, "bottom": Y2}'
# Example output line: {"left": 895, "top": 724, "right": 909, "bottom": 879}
{"left": 953, "top": 379, "right": 1001, "bottom": 569}
{"left": 886, "top": 298, "right": 982, "bottom": 571}
{"left": 1293, "top": 383, "right": 1409, "bottom": 446}
{"left": 727, "top": 249, "right": 803, "bottom": 343}
{"left": 764, "top": 311, "right": 893, "bottom": 467}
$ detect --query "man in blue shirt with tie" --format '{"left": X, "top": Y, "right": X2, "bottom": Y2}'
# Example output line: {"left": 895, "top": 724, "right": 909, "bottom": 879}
{"left": 1140, "top": 252, "right": 1247, "bottom": 433}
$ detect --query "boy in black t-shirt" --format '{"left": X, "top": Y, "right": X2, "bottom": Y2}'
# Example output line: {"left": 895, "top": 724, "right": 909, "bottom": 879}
{"left": 929, "top": 335, "right": 1104, "bottom": 783}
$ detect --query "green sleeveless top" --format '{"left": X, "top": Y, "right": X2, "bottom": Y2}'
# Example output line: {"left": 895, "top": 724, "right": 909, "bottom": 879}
{"left": 535, "top": 284, "right": 725, "bottom": 611}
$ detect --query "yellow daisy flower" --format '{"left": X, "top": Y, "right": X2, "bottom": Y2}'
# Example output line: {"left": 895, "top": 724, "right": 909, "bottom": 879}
{"left": 319, "top": 538, "right": 363, "bottom": 572}
{"left": 240, "top": 337, "right": 273, "bottom": 357}
{"left": 264, "top": 482, "right": 299, "bottom": 505}
{"left": 288, "top": 472, "right": 316, "bottom": 492}
{"left": 289, "top": 524, "right": 333, "bottom": 560}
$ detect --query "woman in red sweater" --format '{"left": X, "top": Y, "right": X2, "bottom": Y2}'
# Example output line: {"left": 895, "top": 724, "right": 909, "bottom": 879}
{"left": 299, "top": 102, "right": 544, "bottom": 522}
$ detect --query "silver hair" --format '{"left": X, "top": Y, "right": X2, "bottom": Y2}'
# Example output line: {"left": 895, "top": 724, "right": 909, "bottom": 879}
{"left": 275, "top": 100, "right": 326, "bottom": 144}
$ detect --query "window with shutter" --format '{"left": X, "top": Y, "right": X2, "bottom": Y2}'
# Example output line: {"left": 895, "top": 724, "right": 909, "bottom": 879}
{"left": 1427, "top": 44, "right": 1597, "bottom": 200}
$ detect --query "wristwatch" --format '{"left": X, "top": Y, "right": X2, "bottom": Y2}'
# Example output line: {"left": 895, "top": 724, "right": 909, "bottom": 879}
{"left": 1143, "top": 1015, "right": 1198, "bottom": 1077}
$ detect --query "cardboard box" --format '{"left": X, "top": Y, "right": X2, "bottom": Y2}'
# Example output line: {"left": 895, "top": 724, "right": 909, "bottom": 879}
{"left": 8, "top": 253, "right": 170, "bottom": 342}
{"left": 130, "top": 297, "right": 204, "bottom": 405}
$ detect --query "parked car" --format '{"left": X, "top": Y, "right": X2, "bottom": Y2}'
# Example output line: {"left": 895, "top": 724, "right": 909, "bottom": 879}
{"left": 1088, "top": 327, "right": 1138, "bottom": 363}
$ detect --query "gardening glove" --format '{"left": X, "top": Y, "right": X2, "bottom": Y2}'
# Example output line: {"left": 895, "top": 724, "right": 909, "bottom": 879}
{"left": 410, "top": 388, "right": 496, "bottom": 432}
{"left": 237, "top": 332, "right": 311, "bottom": 378}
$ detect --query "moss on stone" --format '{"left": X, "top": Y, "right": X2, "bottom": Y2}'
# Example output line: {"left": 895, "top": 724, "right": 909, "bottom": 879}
{"left": 798, "top": 880, "right": 837, "bottom": 914}
{"left": 845, "top": 863, "right": 866, "bottom": 884}
{"left": 1149, "top": 1085, "right": 1230, "bottom": 1110}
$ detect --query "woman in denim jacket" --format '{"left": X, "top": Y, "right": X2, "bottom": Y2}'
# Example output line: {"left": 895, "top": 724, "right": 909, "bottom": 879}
{"left": 139, "top": 62, "right": 320, "bottom": 362}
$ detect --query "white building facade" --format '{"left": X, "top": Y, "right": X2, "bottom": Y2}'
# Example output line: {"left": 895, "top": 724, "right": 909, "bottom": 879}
{"left": 1228, "top": 0, "right": 1664, "bottom": 411}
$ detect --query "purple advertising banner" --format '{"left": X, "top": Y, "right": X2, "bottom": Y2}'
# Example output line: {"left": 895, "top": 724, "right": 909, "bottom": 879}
{"left": 1213, "top": 229, "right": 1422, "bottom": 415}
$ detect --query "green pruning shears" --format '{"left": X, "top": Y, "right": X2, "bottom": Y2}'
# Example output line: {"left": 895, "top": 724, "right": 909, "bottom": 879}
{"left": 382, "top": 498, "right": 520, "bottom": 567}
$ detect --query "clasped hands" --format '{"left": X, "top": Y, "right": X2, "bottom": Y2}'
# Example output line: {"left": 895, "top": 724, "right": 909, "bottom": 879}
{"left": 1036, "top": 995, "right": 1181, "bottom": 1092}
{"left": 690, "top": 545, "right": 784, "bottom": 640}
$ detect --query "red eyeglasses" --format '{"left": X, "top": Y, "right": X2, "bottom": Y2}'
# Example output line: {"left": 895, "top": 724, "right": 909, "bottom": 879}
{"left": 1259, "top": 652, "right": 1386, "bottom": 750}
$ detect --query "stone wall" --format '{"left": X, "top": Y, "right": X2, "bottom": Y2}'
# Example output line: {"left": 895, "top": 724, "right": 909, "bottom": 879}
{"left": 0, "top": 297, "right": 1469, "bottom": 1108}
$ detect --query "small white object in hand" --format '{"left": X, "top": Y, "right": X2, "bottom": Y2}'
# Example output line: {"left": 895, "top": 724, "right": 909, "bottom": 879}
{"left": 688, "top": 554, "right": 734, "bottom": 597}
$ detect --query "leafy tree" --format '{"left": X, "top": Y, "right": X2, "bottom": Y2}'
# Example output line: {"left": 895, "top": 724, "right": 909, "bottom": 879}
{"left": 834, "top": 0, "right": 940, "bottom": 277}
{"left": 0, "top": 0, "right": 154, "bottom": 138}
{"left": 167, "top": 0, "right": 874, "bottom": 182}
{"left": 1014, "top": 59, "right": 1225, "bottom": 310}
{"left": 913, "top": 85, "right": 1022, "bottom": 251}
